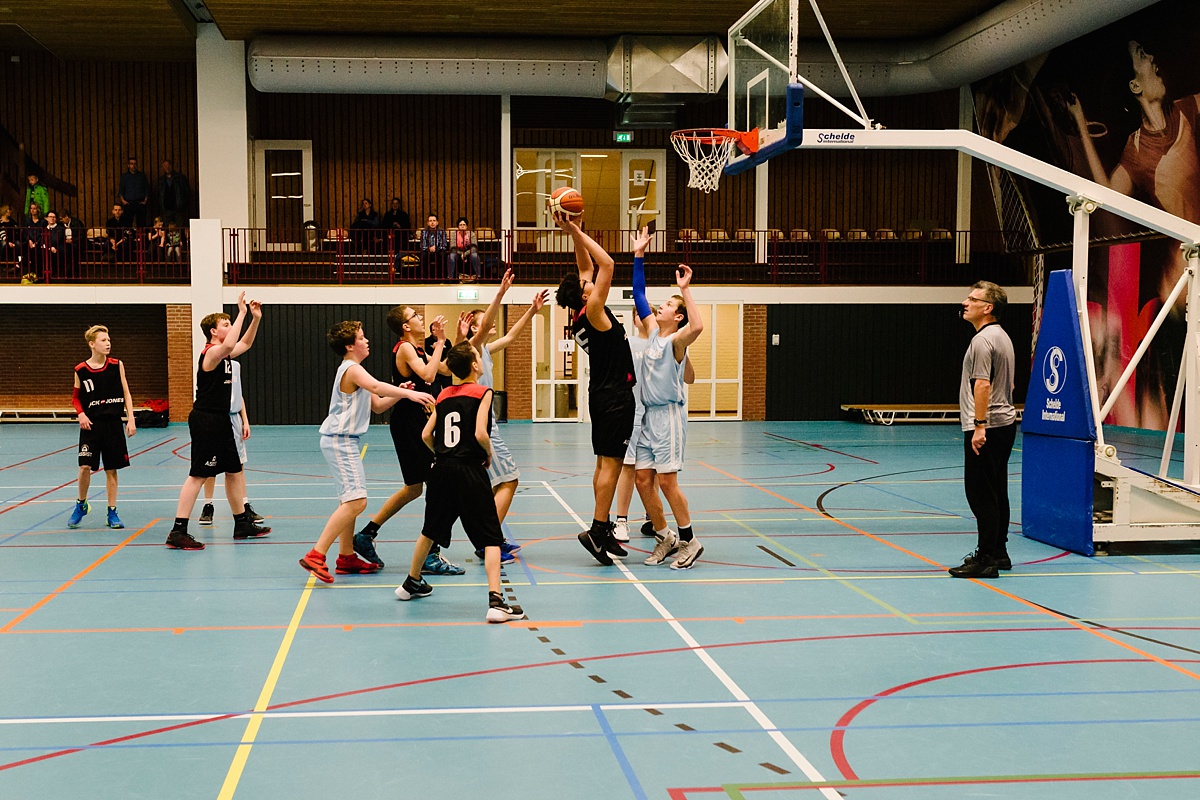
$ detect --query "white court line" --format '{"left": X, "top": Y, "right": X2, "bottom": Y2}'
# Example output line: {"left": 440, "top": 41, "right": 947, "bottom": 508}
{"left": 541, "top": 480, "right": 840, "bottom": 800}
{"left": 0, "top": 700, "right": 752, "bottom": 726}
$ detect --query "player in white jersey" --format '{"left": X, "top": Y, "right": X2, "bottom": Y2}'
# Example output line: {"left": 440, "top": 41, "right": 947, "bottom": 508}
{"left": 299, "top": 321, "right": 435, "bottom": 584}
{"left": 635, "top": 263, "right": 705, "bottom": 569}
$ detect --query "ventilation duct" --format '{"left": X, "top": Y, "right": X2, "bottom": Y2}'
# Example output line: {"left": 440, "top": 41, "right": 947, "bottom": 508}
{"left": 789, "top": 0, "right": 1162, "bottom": 97}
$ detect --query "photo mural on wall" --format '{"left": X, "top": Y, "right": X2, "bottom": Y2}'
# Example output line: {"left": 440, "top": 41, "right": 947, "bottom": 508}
{"left": 973, "top": 0, "right": 1200, "bottom": 432}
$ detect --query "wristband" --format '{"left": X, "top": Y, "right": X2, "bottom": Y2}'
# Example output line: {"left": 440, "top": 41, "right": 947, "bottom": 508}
{"left": 973, "top": 419, "right": 987, "bottom": 426}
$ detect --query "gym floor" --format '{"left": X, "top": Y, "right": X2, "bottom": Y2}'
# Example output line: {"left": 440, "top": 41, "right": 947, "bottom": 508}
{"left": 1, "top": 421, "right": 1198, "bottom": 799}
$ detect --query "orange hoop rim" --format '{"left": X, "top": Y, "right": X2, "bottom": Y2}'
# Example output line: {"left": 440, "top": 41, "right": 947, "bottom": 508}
{"left": 671, "top": 127, "right": 760, "bottom": 154}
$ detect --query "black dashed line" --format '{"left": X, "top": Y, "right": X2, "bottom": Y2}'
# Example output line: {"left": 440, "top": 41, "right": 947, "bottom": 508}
{"left": 675, "top": 723, "right": 695, "bottom": 732}
{"left": 612, "top": 690, "right": 632, "bottom": 699}
{"left": 645, "top": 708, "right": 663, "bottom": 716}
{"left": 537, "top": 636, "right": 550, "bottom": 643}
{"left": 551, "top": 648, "right": 565, "bottom": 655}
{"left": 569, "top": 662, "right": 585, "bottom": 669}
{"left": 714, "top": 742, "right": 741, "bottom": 753}
{"left": 760, "top": 763, "right": 790, "bottom": 775}
{"left": 757, "top": 545, "right": 795, "bottom": 567}
{"left": 587, "top": 675, "right": 607, "bottom": 684}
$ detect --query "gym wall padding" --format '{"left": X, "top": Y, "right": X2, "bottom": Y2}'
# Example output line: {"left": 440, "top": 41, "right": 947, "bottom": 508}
{"left": 765, "top": 303, "right": 1032, "bottom": 420}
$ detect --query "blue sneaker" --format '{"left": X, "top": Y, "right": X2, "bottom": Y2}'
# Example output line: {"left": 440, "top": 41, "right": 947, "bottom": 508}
{"left": 68, "top": 499, "right": 89, "bottom": 529}
{"left": 500, "top": 540, "right": 522, "bottom": 556}
{"left": 421, "top": 551, "right": 466, "bottom": 576}
{"left": 475, "top": 547, "right": 516, "bottom": 565}
{"left": 353, "top": 531, "right": 385, "bottom": 568}
{"left": 106, "top": 507, "right": 124, "bottom": 529}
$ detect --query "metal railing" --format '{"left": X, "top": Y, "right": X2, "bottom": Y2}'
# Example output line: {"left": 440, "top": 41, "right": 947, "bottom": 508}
{"left": 1, "top": 225, "right": 191, "bottom": 284}
{"left": 225, "top": 227, "right": 1027, "bottom": 286}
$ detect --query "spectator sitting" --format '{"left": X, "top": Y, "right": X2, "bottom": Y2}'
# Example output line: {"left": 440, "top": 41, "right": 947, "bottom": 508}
{"left": 147, "top": 217, "right": 166, "bottom": 261}
{"left": 157, "top": 159, "right": 192, "bottom": 226}
{"left": 351, "top": 198, "right": 380, "bottom": 229}
{"left": 118, "top": 156, "right": 151, "bottom": 229}
{"left": 448, "top": 216, "right": 481, "bottom": 281}
{"left": 0, "top": 205, "right": 18, "bottom": 272}
{"left": 420, "top": 214, "right": 448, "bottom": 277}
{"left": 166, "top": 222, "right": 184, "bottom": 262}
{"left": 25, "top": 173, "right": 49, "bottom": 220}
{"left": 381, "top": 197, "right": 412, "bottom": 241}
{"left": 23, "top": 201, "right": 45, "bottom": 228}
{"left": 106, "top": 204, "right": 133, "bottom": 262}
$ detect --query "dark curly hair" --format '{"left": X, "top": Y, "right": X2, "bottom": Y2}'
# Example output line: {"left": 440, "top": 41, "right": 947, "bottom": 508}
{"left": 556, "top": 272, "right": 584, "bottom": 312}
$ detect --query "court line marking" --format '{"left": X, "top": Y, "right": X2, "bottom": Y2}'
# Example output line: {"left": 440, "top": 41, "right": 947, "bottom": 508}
{"left": 700, "top": 461, "right": 1200, "bottom": 684}
{"left": 541, "top": 480, "right": 841, "bottom": 800}
{"left": 0, "top": 520, "right": 157, "bottom": 633}
{"left": 215, "top": 575, "right": 315, "bottom": 800}
{"left": 0, "top": 444, "right": 78, "bottom": 471}
{"left": 719, "top": 512, "right": 917, "bottom": 625}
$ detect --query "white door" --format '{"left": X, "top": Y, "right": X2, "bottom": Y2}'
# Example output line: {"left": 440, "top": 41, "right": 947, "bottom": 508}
{"left": 252, "top": 140, "right": 314, "bottom": 249}
{"left": 532, "top": 303, "right": 586, "bottom": 422}
{"left": 620, "top": 150, "right": 666, "bottom": 240}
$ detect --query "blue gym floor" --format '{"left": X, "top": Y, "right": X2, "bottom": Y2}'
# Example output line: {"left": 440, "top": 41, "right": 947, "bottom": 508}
{"left": 1, "top": 420, "right": 1199, "bottom": 799}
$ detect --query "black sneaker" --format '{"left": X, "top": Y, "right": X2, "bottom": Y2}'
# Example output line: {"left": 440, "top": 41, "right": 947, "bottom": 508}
{"left": 578, "top": 528, "right": 614, "bottom": 566}
{"left": 395, "top": 575, "right": 433, "bottom": 600}
{"left": 233, "top": 519, "right": 272, "bottom": 540}
{"left": 166, "top": 529, "right": 205, "bottom": 550}
{"left": 948, "top": 550, "right": 999, "bottom": 579}
{"left": 602, "top": 523, "right": 628, "bottom": 558}
{"left": 198, "top": 503, "right": 215, "bottom": 526}
{"left": 486, "top": 591, "right": 526, "bottom": 623}
{"left": 354, "top": 531, "right": 385, "bottom": 568}
{"left": 962, "top": 549, "right": 1012, "bottom": 571}
{"left": 640, "top": 519, "right": 656, "bottom": 537}
{"left": 244, "top": 503, "right": 265, "bottom": 524}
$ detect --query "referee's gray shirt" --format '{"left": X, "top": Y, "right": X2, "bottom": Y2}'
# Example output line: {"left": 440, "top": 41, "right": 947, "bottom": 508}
{"left": 959, "top": 322, "right": 1016, "bottom": 431}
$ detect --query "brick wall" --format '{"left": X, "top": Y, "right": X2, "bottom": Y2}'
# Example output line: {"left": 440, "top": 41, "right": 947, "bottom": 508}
{"left": 0, "top": 305, "right": 168, "bottom": 410}
{"left": 505, "top": 304, "right": 532, "bottom": 420}
{"left": 166, "top": 304, "right": 192, "bottom": 422}
{"left": 742, "top": 304, "right": 766, "bottom": 421}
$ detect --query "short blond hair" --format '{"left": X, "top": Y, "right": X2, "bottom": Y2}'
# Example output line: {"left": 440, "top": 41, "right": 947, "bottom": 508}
{"left": 85, "top": 325, "right": 109, "bottom": 344}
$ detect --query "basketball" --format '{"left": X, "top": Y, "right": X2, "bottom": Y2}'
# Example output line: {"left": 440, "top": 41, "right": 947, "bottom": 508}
{"left": 548, "top": 186, "right": 584, "bottom": 217}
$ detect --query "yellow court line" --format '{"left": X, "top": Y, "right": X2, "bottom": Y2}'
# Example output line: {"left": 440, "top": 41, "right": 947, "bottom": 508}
{"left": 216, "top": 575, "right": 316, "bottom": 800}
{"left": 360, "top": 444, "right": 368, "bottom": 459}
{"left": 720, "top": 513, "right": 919, "bottom": 625}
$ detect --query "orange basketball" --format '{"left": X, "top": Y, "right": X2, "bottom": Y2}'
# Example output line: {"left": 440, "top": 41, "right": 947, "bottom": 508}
{"left": 548, "top": 186, "right": 584, "bottom": 217}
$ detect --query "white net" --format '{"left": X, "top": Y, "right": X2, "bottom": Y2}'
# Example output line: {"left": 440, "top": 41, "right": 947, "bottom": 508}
{"left": 671, "top": 130, "right": 741, "bottom": 193}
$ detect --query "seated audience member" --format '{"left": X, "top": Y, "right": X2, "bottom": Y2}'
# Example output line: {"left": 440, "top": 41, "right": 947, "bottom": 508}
{"left": 381, "top": 197, "right": 412, "bottom": 240}
{"left": 0, "top": 205, "right": 19, "bottom": 272}
{"left": 106, "top": 204, "right": 133, "bottom": 262}
{"left": 351, "top": 198, "right": 380, "bottom": 229}
{"left": 166, "top": 222, "right": 184, "bottom": 262}
{"left": 147, "top": 217, "right": 167, "bottom": 261}
{"left": 448, "top": 216, "right": 481, "bottom": 281}
{"left": 350, "top": 198, "right": 381, "bottom": 255}
{"left": 420, "top": 214, "right": 448, "bottom": 277}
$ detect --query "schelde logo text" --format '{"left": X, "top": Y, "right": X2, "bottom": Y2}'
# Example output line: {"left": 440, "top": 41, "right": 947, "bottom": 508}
{"left": 817, "top": 132, "right": 856, "bottom": 143}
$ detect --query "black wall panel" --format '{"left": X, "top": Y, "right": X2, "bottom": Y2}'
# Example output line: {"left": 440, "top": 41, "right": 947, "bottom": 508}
{"left": 765, "top": 304, "right": 1032, "bottom": 420}
{"left": 224, "top": 304, "right": 397, "bottom": 426}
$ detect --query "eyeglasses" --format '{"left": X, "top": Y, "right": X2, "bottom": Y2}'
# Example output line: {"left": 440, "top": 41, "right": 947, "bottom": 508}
{"left": 403, "top": 312, "right": 422, "bottom": 324}
{"left": 965, "top": 296, "right": 991, "bottom": 304}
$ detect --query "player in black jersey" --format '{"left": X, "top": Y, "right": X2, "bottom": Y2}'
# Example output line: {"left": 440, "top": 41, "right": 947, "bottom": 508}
{"left": 553, "top": 212, "right": 636, "bottom": 565}
{"left": 69, "top": 325, "right": 137, "bottom": 529}
{"left": 394, "top": 341, "right": 525, "bottom": 622}
{"left": 352, "top": 304, "right": 467, "bottom": 575}
{"left": 165, "top": 293, "right": 269, "bottom": 550}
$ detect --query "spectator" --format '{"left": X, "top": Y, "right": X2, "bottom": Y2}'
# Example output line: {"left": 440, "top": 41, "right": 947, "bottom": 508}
{"left": 118, "top": 157, "right": 151, "bottom": 229}
{"left": 351, "top": 198, "right": 380, "bottom": 229}
{"left": 43, "top": 211, "right": 66, "bottom": 275}
{"left": 24, "top": 174, "right": 49, "bottom": 219}
{"left": 420, "top": 214, "right": 448, "bottom": 277}
{"left": 23, "top": 201, "right": 44, "bottom": 227}
{"left": 0, "top": 205, "right": 19, "bottom": 273}
{"left": 166, "top": 222, "right": 184, "bottom": 262}
{"left": 23, "top": 203, "right": 46, "bottom": 271}
{"left": 60, "top": 209, "right": 84, "bottom": 272}
{"left": 349, "top": 199, "right": 380, "bottom": 255}
{"left": 106, "top": 203, "right": 133, "bottom": 262}
{"left": 147, "top": 217, "right": 166, "bottom": 261}
{"left": 157, "top": 160, "right": 192, "bottom": 226}
{"left": 448, "top": 216, "right": 481, "bottom": 281}
{"left": 381, "top": 197, "right": 412, "bottom": 236}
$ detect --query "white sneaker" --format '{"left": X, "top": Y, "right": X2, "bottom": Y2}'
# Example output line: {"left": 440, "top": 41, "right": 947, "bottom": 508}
{"left": 670, "top": 537, "right": 704, "bottom": 570}
{"left": 613, "top": 519, "right": 630, "bottom": 542}
{"left": 643, "top": 530, "right": 678, "bottom": 565}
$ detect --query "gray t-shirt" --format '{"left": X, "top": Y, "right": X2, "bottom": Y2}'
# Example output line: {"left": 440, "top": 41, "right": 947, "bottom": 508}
{"left": 960, "top": 323, "right": 1016, "bottom": 431}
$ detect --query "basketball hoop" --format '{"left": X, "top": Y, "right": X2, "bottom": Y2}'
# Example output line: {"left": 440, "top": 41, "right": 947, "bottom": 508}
{"left": 670, "top": 128, "right": 759, "bottom": 193}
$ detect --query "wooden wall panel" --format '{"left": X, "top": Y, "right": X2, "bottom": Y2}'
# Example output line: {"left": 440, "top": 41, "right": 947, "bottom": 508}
{"left": 0, "top": 51, "right": 197, "bottom": 229}
{"left": 251, "top": 93, "right": 502, "bottom": 233}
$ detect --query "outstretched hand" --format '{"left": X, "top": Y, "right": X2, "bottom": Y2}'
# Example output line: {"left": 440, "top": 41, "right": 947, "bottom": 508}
{"left": 430, "top": 315, "right": 447, "bottom": 341}
{"left": 457, "top": 310, "right": 473, "bottom": 342}
{"left": 499, "top": 267, "right": 515, "bottom": 295}
{"left": 249, "top": 300, "right": 263, "bottom": 319}
{"left": 632, "top": 226, "right": 652, "bottom": 254}
{"left": 237, "top": 291, "right": 247, "bottom": 313}
{"left": 552, "top": 211, "right": 578, "bottom": 232}
{"left": 531, "top": 289, "right": 550, "bottom": 313}
{"left": 675, "top": 263, "right": 693, "bottom": 290}
{"left": 406, "top": 390, "right": 437, "bottom": 410}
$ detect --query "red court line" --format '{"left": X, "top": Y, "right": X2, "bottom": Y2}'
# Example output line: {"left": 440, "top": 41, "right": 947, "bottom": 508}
{"left": 0, "top": 438, "right": 176, "bottom": 517}
{"left": 0, "top": 444, "right": 78, "bottom": 471}
{"left": 0, "top": 519, "right": 157, "bottom": 633}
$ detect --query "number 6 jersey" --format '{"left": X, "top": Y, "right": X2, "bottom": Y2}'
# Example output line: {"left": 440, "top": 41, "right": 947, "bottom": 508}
{"left": 432, "top": 383, "right": 493, "bottom": 464}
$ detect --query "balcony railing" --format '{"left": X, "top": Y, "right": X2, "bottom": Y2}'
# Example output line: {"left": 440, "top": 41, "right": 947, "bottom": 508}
{"left": 224, "top": 227, "right": 1028, "bottom": 286}
{"left": 1, "top": 225, "right": 191, "bottom": 284}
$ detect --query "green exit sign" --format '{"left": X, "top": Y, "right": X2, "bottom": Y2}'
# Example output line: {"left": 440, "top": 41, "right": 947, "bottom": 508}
{"left": 613, "top": 131, "right": 634, "bottom": 144}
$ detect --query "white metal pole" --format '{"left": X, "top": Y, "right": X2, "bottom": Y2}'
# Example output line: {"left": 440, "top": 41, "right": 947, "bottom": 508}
{"left": 1184, "top": 250, "right": 1200, "bottom": 485}
{"left": 1160, "top": 343, "right": 1187, "bottom": 478}
{"left": 1070, "top": 199, "right": 1105, "bottom": 448}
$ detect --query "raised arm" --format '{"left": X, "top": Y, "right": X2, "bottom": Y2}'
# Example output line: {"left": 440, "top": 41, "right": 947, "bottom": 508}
{"left": 202, "top": 292, "right": 248, "bottom": 370}
{"left": 555, "top": 212, "right": 594, "bottom": 283}
{"left": 672, "top": 264, "right": 704, "bottom": 359}
{"left": 556, "top": 214, "right": 615, "bottom": 329}
{"left": 230, "top": 300, "right": 262, "bottom": 358}
{"left": 470, "top": 268, "right": 514, "bottom": 350}
{"left": 1066, "top": 93, "right": 1134, "bottom": 195}
{"left": 631, "top": 226, "right": 653, "bottom": 323}
{"left": 491, "top": 289, "right": 549, "bottom": 352}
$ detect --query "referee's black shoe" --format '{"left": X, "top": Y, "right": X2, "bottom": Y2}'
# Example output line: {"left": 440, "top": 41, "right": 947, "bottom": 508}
{"left": 948, "top": 550, "right": 999, "bottom": 579}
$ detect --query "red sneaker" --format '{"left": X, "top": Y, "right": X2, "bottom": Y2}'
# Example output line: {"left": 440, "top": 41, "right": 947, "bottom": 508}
{"left": 335, "top": 553, "right": 381, "bottom": 574}
{"left": 299, "top": 549, "right": 333, "bottom": 583}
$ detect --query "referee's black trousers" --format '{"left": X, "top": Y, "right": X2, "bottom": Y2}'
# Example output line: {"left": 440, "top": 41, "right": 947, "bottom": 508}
{"left": 963, "top": 422, "right": 1016, "bottom": 559}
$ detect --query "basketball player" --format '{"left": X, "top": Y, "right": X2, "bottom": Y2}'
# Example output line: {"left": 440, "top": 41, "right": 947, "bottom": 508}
{"left": 68, "top": 325, "right": 136, "bottom": 529}
{"left": 198, "top": 359, "right": 264, "bottom": 527}
{"left": 299, "top": 321, "right": 436, "bottom": 583}
{"left": 353, "top": 306, "right": 464, "bottom": 575}
{"left": 463, "top": 269, "right": 549, "bottom": 557}
{"left": 165, "top": 293, "right": 270, "bottom": 549}
{"left": 394, "top": 341, "right": 526, "bottom": 622}
{"left": 637, "top": 264, "right": 705, "bottom": 569}
{"left": 554, "top": 212, "right": 635, "bottom": 565}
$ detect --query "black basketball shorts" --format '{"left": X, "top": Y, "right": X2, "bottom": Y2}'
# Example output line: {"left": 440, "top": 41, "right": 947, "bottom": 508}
{"left": 188, "top": 409, "right": 243, "bottom": 478}
{"left": 589, "top": 387, "right": 636, "bottom": 458}
{"left": 78, "top": 415, "right": 130, "bottom": 471}
{"left": 421, "top": 461, "right": 504, "bottom": 551}
{"left": 390, "top": 407, "right": 434, "bottom": 486}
